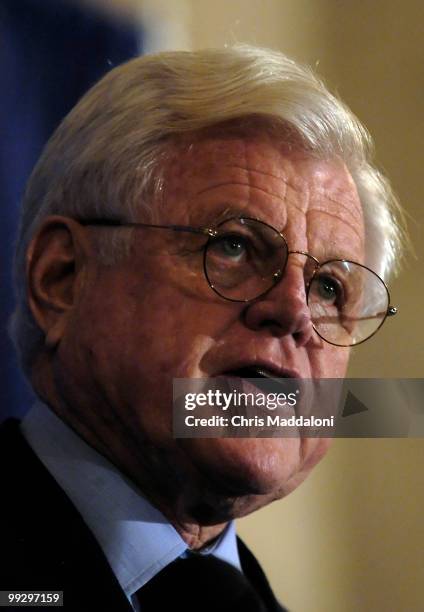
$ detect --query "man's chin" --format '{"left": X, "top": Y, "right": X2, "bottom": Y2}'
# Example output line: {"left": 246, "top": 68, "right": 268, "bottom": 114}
{"left": 178, "top": 437, "right": 302, "bottom": 502}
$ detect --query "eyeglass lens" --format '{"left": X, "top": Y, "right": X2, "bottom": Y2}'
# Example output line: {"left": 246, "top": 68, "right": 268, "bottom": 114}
{"left": 204, "top": 218, "right": 390, "bottom": 346}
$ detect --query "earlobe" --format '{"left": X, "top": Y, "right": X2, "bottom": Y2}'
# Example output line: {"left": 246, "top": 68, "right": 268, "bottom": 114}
{"left": 26, "top": 216, "right": 88, "bottom": 349}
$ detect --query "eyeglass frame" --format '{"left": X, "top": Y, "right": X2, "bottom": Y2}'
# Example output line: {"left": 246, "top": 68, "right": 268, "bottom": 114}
{"left": 78, "top": 215, "right": 398, "bottom": 347}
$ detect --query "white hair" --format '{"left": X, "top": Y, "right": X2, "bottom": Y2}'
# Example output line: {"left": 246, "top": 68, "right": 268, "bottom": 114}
{"left": 9, "top": 44, "right": 406, "bottom": 374}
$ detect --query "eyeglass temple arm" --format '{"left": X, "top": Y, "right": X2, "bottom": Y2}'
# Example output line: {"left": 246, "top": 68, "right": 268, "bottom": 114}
{"left": 79, "top": 219, "right": 215, "bottom": 237}
{"left": 315, "top": 307, "right": 398, "bottom": 324}
{"left": 160, "top": 224, "right": 216, "bottom": 237}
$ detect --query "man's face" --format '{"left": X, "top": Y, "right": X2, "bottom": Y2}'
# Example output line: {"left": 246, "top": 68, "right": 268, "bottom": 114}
{"left": 57, "top": 134, "right": 364, "bottom": 524}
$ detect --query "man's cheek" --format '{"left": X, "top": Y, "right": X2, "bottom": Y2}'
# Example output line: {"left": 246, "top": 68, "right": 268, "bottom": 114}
{"left": 309, "top": 346, "right": 351, "bottom": 378}
{"left": 144, "top": 314, "right": 217, "bottom": 378}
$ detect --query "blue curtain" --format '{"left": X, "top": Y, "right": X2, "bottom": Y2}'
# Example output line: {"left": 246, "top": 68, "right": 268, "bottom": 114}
{"left": 0, "top": 0, "right": 140, "bottom": 421}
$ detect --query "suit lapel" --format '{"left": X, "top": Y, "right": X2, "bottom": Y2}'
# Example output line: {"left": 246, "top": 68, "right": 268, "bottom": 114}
{"left": 237, "top": 536, "right": 287, "bottom": 612}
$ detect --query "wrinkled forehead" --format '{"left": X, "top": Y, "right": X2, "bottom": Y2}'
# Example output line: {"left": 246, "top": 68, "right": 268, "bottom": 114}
{"left": 159, "top": 133, "right": 364, "bottom": 257}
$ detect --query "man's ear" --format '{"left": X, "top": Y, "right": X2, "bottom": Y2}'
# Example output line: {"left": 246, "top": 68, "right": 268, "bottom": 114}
{"left": 26, "top": 215, "right": 91, "bottom": 350}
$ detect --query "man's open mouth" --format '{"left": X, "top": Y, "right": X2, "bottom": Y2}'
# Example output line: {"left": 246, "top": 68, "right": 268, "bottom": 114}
{"left": 218, "top": 366, "right": 293, "bottom": 394}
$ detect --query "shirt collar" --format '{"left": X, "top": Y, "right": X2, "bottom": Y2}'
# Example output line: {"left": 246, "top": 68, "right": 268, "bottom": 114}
{"left": 21, "top": 402, "right": 241, "bottom": 600}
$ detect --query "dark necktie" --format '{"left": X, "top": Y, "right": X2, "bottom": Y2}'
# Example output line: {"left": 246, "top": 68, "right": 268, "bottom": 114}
{"left": 136, "top": 554, "right": 269, "bottom": 611}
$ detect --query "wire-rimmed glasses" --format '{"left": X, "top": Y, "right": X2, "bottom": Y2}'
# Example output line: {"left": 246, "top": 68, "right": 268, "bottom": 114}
{"left": 80, "top": 216, "right": 397, "bottom": 347}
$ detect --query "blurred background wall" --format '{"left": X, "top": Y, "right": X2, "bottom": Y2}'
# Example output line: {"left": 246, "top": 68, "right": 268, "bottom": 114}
{"left": 0, "top": 0, "right": 141, "bottom": 419}
{"left": 2, "top": 1, "right": 423, "bottom": 610}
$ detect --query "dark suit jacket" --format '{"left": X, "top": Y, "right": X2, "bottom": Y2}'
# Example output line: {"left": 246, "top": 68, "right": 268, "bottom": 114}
{"left": 0, "top": 418, "right": 286, "bottom": 611}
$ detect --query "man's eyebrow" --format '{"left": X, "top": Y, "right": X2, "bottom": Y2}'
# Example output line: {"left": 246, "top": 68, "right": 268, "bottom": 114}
{"left": 193, "top": 204, "right": 248, "bottom": 227}
{"left": 313, "top": 245, "right": 363, "bottom": 264}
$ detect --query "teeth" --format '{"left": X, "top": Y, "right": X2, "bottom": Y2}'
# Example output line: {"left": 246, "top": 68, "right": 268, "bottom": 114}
{"left": 225, "top": 367, "right": 283, "bottom": 380}
{"left": 255, "top": 368, "right": 268, "bottom": 377}
{"left": 223, "top": 367, "right": 287, "bottom": 393}
{"left": 255, "top": 368, "right": 278, "bottom": 380}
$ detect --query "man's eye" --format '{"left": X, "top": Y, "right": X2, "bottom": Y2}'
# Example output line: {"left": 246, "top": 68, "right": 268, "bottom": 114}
{"left": 316, "top": 274, "right": 344, "bottom": 305}
{"left": 213, "top": 234, "right": 248, "bottom": 261}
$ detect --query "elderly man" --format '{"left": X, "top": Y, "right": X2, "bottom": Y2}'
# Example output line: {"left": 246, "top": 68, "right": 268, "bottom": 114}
{"left": 1, "top": 46, "right": 402, "bottom": 610}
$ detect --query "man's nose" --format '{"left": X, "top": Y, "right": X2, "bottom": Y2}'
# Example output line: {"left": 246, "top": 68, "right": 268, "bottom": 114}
{"left": 242, "top": 259, "right": 316, "bottom": 347}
